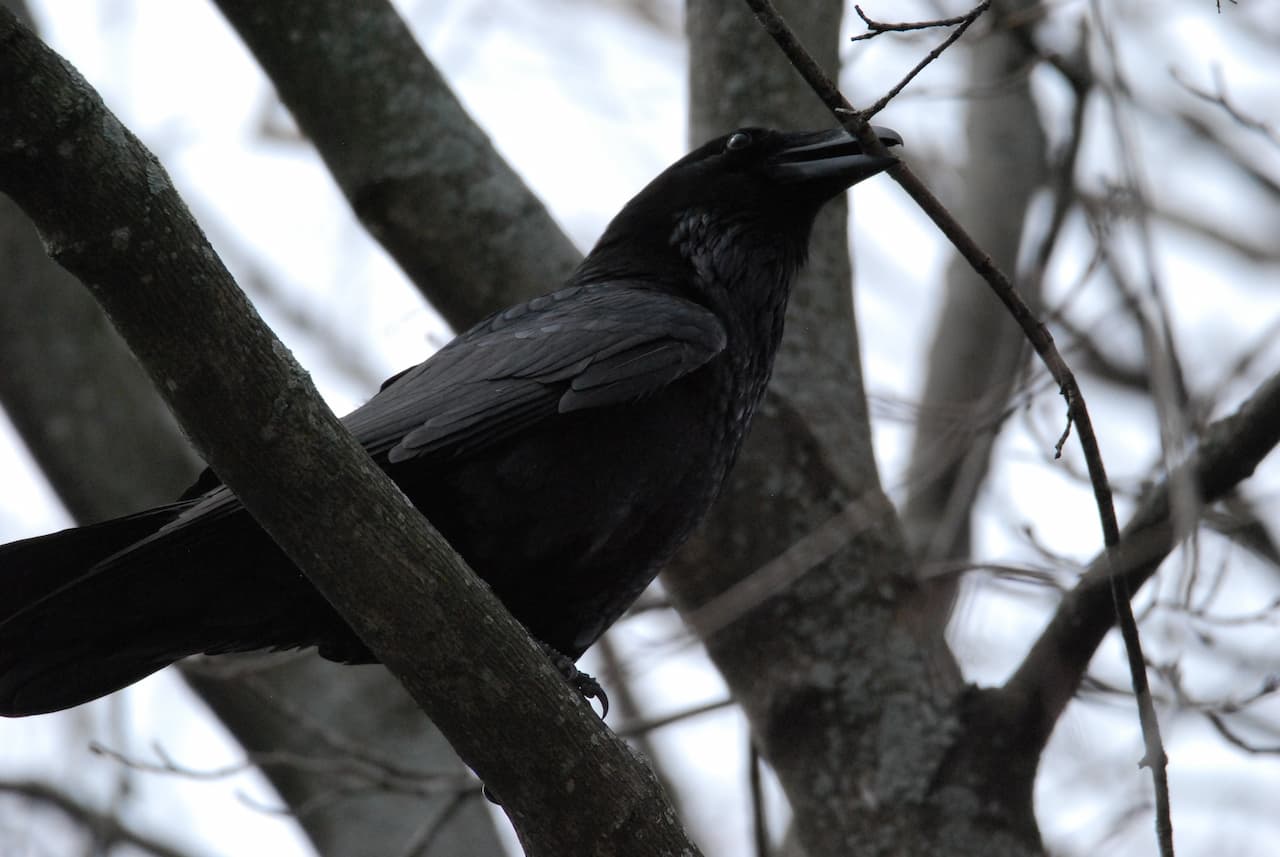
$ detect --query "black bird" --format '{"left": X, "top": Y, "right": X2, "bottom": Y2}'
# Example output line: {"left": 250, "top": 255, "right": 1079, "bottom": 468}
{"left": 0, "top": 126, "right": 901, "bottom": 716}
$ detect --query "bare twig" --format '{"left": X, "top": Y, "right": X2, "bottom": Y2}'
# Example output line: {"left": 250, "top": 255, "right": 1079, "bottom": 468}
{"left": 1202, "top": 710, "right": 1280, "bottom": 755}
{"left": 89, "top": 741, "right": 471, "bottom": 799}
{"left": 1089, "top": 6, "right": 1201, "bottom": 845}
{"left": 1172, "top": 65, "right": 1280, "bottom": 148}
{"left": 1202, "top": 497, "right": 1280, "bottom": 571}
{"left": 749, "top": 741, "right": 770, "bottom": 857}
{"left": 1172, "top": 593, "right": 1280, "bottom": 626}
{"left": 1158, "top": 665, "right": 1280, "bottom": 755}
{"left": 1175, "top": 107, "right": 1280, "bottom": 201}
{"left": 1054, "top": 313, "right": 1151, "bottom": 393}
{"left": 744, "top": 0, "right": 988, "bottom": 121}
{"left": 227, "top": 669, "right": 457, "bottom": 784}
{"left": 0, "top": 779, "right": 205, "bottom": 857}
{"left": 615, "top": 697, "right": 735, "bottom": 738}
{"left": 850, "top": 3, "right": 984, "bottom": 41}
{"left": 1008, "top": 368, "right": 1280, "bottom": 772}
{"left": 860, "top": 1, "right": 992, "bottom": 117}
{"left": 398, "top": 789, "right": 479, "bottom": 857}
{"left": 1090, "top": 187, "right": 1280, "bottom": 263}
{"left": 739, "top": 2, "right": 1172, "bottom": 853}
{"left": 1025, "top": 22, "right": 1091, "bottom": 293}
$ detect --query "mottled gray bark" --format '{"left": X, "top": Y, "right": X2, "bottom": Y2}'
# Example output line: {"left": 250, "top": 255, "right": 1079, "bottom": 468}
{"left": 205, "top": 1, "right": 701, "bottom": 849}
{"left": 675, "top": 396, "right": 1041, "bottom": 856}
{"left": 675, "top": 3, "right": 1019, "bottom": 855}
{"left": 674, "top": 3, "right": 1050, "bottom": 854}
{"left": 0, "top": 5, "right": 506, "bottom": 856}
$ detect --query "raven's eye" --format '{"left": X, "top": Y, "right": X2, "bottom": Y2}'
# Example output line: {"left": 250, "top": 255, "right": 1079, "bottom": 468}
{"left": 725, "top": 132, "right": 752, "bottom": 152}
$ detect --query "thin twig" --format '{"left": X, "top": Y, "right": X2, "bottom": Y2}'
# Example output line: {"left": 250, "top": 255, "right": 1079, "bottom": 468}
{"left": 862, "top": 2, "right": 991, "bottom": 118}
{"left": 850, "top": 4, "right": 982, "bottom": 41}
{"left": 399, "top": 789, "right": 478, "bottom": 857}
{"left": 0, "top": 779, "right": 205, "bottom": 857}
{"left": 615, "top": 697, "right": 735, "bottom": 737}
{"left": 739, "top": 2, "right": 1173, "bottom": 854}
{"left": 1089, "top": 6, "right": 1189, "bottom": 850}
{"left": 1010, "top": 368, "right": 1280, "bottom": 714}
{"left": 1172, "top": 65, "right": 1280, "bottom": 148}
{"left": 89, "top": 740, "right": 467, "bottom": 796}
{"left": 1157, "top": 664, "right": 1280, "bottom": 755}
{"left": 1174, "top": 108, "right": 1280, "bottom": 200}
{"left": 1025, "top": 21, "right": 1091, "bottom": 294}
{"left": 749, "top": 741, "right": 770, "bottom": 857}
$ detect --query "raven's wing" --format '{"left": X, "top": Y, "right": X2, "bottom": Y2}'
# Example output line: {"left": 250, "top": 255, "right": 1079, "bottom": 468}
{"left": 342, "top": 284, "right": 727, "bottom": 464}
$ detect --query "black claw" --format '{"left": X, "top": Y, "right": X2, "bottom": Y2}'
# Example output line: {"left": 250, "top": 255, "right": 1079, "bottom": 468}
{"left": 572, "top": 672, "right": 610, "bottom": 720}
{"left": 538, "top": 641, "right": 610, "bottom": 719}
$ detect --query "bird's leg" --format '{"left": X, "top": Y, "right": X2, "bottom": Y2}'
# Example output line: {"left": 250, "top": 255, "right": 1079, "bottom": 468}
{"left": 537, "top": 641, "right": 609, "bottom": 719}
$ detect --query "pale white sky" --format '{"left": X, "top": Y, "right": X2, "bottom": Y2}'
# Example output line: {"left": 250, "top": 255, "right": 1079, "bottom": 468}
{"left": 3, "top": 1, "right": 1279, "bottom": 855}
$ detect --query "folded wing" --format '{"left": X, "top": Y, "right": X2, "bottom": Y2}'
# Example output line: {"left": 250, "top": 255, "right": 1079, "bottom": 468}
{"left": 343, "top": 284, "right": 728, "bottom": 463}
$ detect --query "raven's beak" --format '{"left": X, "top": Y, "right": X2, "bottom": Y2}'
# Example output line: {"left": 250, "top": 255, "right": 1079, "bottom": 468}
{"left": 771, "top": 126, "right": 902, "bottom": 188}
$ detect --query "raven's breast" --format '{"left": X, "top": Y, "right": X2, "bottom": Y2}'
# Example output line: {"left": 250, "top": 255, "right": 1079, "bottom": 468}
{"left": 396, "top": 359, "right": 750, "bottom": 658}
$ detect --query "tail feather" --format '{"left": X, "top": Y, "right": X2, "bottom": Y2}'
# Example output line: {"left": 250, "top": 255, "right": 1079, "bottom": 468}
{"left": 0, "top": 504, "right": 190, "bottom": 624}
{"left": 0, "top": 504, "right": 367, "bottom": 716}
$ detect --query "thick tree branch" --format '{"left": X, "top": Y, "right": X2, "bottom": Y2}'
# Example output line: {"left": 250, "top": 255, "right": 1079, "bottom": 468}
{"left": 676, "top": 4, "right": 997, "bottom": 854}
{"left": 211, "top": 0, "right": 580, "bottom": 331}
{"left": 0, "top": 193, "right": 202, "bottom": 520}
{"left": 1005, "top": 369, "right": 1280, "bottom": 748}
{"left": 0, "top": 5, "right": 500, "bottom": 853}
{"left": 0, "top": 12, "right": 698, "bottom": 856}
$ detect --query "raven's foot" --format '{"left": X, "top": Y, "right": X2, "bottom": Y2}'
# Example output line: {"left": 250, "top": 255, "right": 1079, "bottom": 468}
{"left": 538, "top": 642, "right": 610, "bottom": 719}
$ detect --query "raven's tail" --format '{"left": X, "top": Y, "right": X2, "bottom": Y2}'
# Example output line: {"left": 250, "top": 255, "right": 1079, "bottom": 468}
{"left": 0, "top": 505, "right": 194, "bottom": 715}
{"left": 0, "top": 504, "right": 366, "bottom": 717}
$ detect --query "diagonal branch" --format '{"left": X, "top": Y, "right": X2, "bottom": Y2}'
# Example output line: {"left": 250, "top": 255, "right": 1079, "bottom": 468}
{"left": 739, "top": 1, "right": 1173, "bottom": 852}
{"left": 1005, "top": 369, "right": 1280, "bottom": 745}
{"left": 211, "top": 0, "right": 581, "bottom": 332}
{"left": 0, "top": 11, "right": 698, "bottom": 856}
{"left": 858, "top": 1, "right": 991, "bottom": 117}
{"left": 851, "top": 2, "right": 987, "bottom": 41}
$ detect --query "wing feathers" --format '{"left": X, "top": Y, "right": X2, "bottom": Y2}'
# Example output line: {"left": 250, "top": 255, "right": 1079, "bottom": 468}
{"left": 351, "top": 284, "right": 726, "bottom": 466}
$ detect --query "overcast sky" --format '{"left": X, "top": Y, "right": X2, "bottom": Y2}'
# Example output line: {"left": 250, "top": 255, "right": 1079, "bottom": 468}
{"left": 3, "top": 2, "right": 1279, "bottom": 855}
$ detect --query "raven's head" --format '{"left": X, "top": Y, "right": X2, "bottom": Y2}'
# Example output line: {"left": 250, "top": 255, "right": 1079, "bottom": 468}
{"left": 580, "top": 126, "right": 902, "bottom": 288}
{"left": 662, "top": 125, "right": 901, "bottom": 211}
